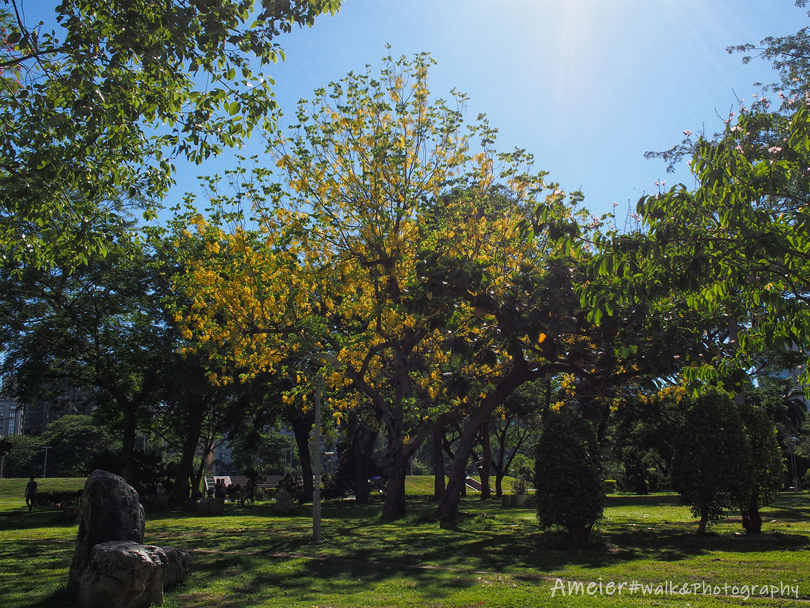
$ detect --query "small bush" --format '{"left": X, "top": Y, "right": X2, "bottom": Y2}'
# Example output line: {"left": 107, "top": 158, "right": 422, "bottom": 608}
{"left": 36, "top": 489, "right": 84, "bottom": 507}
{"left": 672, "top": 389, "right": 753, "bottom": 535}
{"left": 322, "top": 474, "right": 348, "bottom": 500}
{"left": 510, "top": 454, "right": 534, "bottom": 495}
{"left": 276, "top": 474, "right": 305, "bottom": 502}
{"left": 534, "top": 408, "right": 603, "bottom": 544}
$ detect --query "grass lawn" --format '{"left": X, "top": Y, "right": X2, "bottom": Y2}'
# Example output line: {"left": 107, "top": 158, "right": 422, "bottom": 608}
{"left": 1, "top": 478, "right": 808, "bottom": 607}
{"left": 0, "top": 477, "right": 86, "bottom": 499}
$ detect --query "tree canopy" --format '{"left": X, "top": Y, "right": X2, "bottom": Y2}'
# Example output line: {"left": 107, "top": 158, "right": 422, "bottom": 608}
{"left": 172, "top": 52, "right": 609, "bottom": 519}
{"left": 0, "top": 0, "right": 339, "bottom": 268}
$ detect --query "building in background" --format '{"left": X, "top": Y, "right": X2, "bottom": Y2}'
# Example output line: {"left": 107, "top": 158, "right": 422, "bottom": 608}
{"left": 0, "top": 376, "right": 22, "bottom": 436}
{"left": 0, "top": 397, "right": 22, "bottom": 436}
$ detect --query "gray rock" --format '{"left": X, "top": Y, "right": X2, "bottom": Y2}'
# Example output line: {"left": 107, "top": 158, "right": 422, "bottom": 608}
{"left": 61, "top": 505, "right": 82, "bottom": 525}
{"left": 68, "top": 470, "right": 145, "bottom": 596}
{"left": 78, "top": 541, "right": 166, "bottom": 608}
{"left": 141, "top": 494, "right": 169, "bottom": 513}
{"left": 76, "top": 542, "right": 192, "bottom": 607}
{"left": 77, "top": 541, "right": 190, "bottom": 608}
{"left": 274, "top": 490, "right": 296, "bottom": 515}
{"left": 501, "top": 493, "right": 536, "bottom": 508}
{"left": 198, "top": 498, "right": 224, "bottom": 516}
{"left": 162, "top": 546, "right": 193, "bottom": 589}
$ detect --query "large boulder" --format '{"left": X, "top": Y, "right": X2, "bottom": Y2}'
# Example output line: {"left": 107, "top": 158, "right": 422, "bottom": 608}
{"left": 274, "top": 490, "right": 295, "bottom": 515}
{"left": 68, "top": 470, "right": 145, "bottom": 596}
{"left": 77, "top": 541, "right": 192, "bottom": 608}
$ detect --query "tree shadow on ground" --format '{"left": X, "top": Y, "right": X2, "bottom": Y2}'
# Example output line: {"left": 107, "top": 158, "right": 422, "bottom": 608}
{"left": 182, "top": 552, "right": 479, "bottom": 608}
{"left": 23, "top": 588, "right": 75, "bottom": 608}
{"left": 8, "top": 493, "right": 809, "bottom": 608}
{"left": 0, "top": 506, "right": 79, "bottom": 532}
{"left": 155, "top": 494, "right": 809, "bottom": 589}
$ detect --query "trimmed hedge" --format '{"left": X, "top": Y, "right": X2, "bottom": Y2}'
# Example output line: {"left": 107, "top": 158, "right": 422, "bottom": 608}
{"left": 36, "top": 489, "right": 83, "bottom": 506}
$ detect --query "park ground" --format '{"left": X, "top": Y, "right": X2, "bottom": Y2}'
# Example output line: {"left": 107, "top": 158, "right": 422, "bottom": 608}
{"left": 1, "top": 477, "right": 809, "bottom": 608}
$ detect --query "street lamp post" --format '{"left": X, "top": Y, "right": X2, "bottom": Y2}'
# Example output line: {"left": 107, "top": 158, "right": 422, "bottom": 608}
{"left": 786, "top": 436, "right": 801, "bottom": 491}
{"left": 313, "top": 374, "right": 322, "bottom": 543}
{"left": 307, "top": 352, "right": 338, "bottom": 544}
{"left": 42, "top": 446, "right": 52, "bottom": 478}
{"left": 282, "top": 448, "right": 291, "bottom": 476}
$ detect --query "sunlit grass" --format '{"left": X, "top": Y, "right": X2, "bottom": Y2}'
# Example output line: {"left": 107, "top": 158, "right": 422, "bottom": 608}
{"left": 0, "top": 477, "right": 86, "bottom": 500}
{"left": 1, "top": 481, "right": 808, "bottom": 607}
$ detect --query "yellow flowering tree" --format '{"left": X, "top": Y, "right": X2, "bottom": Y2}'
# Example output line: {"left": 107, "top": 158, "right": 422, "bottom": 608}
{"left": 174, "top": 53, "right": 618, "bottom": 520}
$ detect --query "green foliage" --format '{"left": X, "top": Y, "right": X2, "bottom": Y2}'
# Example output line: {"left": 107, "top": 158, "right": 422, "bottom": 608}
{"left": 0, "top": 0, "right": 340, "bottom": 268}
{"left": 609, "top": 386, "right": 685, "bottom": 494}
{"left": 83, "top": 447, "right": 176, "bottom": 495}
{"left": 276, "top": 472, "right": 306, "bottom": 503}
{"left": 748, "top": 375, "right": 807, "bottom": 435}
{"left": 509, "top": 453, "right": 534, "bottom": 495}
{"left": 534, "top": 408, "right": 604, "bottom": 543}
{"left": 671, "top": 389, "right": 754, "bottom": 533}
{"left": 727, "top": 5, "right": 810, "bottom": 102}
{"left": 227, "top": 426, "right": 290, "bottom": 476}
{"left": 38, "top": 414, "right": 114, "bottom": 477}
{"left": 738, "top": 401, "right": 786, "bottom": 532}
{"left": 1, "top": 433, "right": 42, "bottom": 477}
{"left": 636, "top": 95, "right": 810, "bottom": 389}
{"left": 35, "top": 488, "right": 83, "bottom": 506}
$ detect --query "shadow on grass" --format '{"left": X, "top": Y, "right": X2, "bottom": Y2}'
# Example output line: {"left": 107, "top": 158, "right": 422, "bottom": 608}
{"left": 23, "top": 588, "right": 75, "bottom": 608}
{"left": 180, "top": 549, "right": 479, "bottom": 608}
{"left": 152, "top": 495, "right": 809, "bottom": 588}
{"left": 1, "top": 492, "right": 807, "bottom": 608}
{"left": 2, "top": 539, "right": 74, "bottom": 608}
{"left": 0, "top": 507, "right": 79, "bottom": 532}
{"left": 604, "top": 494, "right": 683, "bottom": 508}
{"left": 357, "top": 501, "right": 803, "bottom": 577}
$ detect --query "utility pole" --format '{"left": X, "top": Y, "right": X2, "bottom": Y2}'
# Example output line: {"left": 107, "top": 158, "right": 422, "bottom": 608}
{"left": 313, "top": 374, "right": 322, "bottom": 543}
{"left": 42, "top": 446, "right": 52, "bottom": 478}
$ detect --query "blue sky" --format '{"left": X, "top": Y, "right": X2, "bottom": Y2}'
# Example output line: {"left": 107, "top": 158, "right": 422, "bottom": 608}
{"left": 23, "top": 1, "right": 808, "bottom": 221}
{"left": 262, "top": 0, "right": 805, "bottom": 221}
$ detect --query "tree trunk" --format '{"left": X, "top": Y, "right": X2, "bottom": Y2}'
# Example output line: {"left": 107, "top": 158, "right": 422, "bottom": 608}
{"left": 192, "top": 439, "right": 212, "bottom": 498}
{"left": 697, "top": 508, "right": 709, "bottom": 535}
{"left": 479, "top": 419, "right": 492, "bottom": 500}
{"left": 353, "top": 429, "right": 377, "bottom": 504}
{"left": 119, "top": 402, "right": 138, "bottom": 484}
{"left": 492, "top": 422, "right": 507, "bottom": 499}
{"left": 741, "top": 495, "right": 762, "bottom": 534}
{"left": 436, "top": 365, "right": 529, "bottom": 523}
{"left": 570, "top": 523, "right": 593, "bottom": 545}
{"left": 438, "top": 418, "right": 486, "bottom": 522}
{"left": 433, "top": 424, "right": 445, "bottom": 501}
{"left": 382, "top": 434, "right": 408, "bottom": 520}
{"left": 169, "top": 402, "right": 206, "bottom": 507}
{"left": 291, "top": 418, "right": 314, "bottom": 504}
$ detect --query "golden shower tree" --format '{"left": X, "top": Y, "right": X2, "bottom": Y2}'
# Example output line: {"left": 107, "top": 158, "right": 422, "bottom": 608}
{"left": 173, "top": 52, "right": 593, "bottom": 519}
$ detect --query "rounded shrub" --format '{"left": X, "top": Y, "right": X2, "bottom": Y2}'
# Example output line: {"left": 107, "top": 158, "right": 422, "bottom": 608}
{"left": 534, "top": 408, "right": 603, "bottom": 544}
{"left": 671, "top": 388, "right": 753, "bottom": 534}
